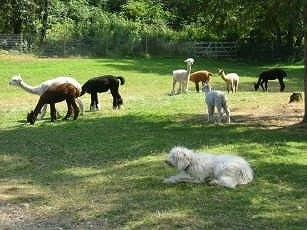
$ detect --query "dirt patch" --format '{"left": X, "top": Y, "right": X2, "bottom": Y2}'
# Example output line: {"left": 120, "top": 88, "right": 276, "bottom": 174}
{"left": 231, "top": 101, "right": 305, "bottom": 129}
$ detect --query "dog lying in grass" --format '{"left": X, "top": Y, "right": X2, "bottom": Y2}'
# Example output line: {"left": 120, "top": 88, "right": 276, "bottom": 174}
{"left": 163, "top": 146, "right": 253, "bottom": 188}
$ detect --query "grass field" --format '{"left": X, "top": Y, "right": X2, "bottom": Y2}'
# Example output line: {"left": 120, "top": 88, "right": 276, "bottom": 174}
{"left": 0, "top": 54, "right": 306, "bottom": 229}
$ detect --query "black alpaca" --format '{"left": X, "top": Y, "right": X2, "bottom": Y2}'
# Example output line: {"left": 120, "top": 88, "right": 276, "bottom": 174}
{"left": 254, "top": 68, "right": 286, "bottom": 92}
{"left": 80, "top": 75, "right": 125, "bottom": 110}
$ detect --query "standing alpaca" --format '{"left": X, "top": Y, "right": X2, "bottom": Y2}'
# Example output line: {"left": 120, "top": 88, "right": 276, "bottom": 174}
{"left": 189, "top": 70, "right": 213, "bottom": 92}
{"left": 254, "top": 68, "right": 286, "bottom": 92}
{"left": 80, "top": 75, "right": 125, "bottom": 110}
{"left": 218, "top": 69, "right": 239, "bottom": 93}
{"left": 202, "top": 83, "right": 230, "bottom": 124}
{"left": 171, "top": 58, "right": 194, "bottom": 95}
{"left": 9, "top": 75, "right": 84, "bottom": 119}
{"left": 27, "top": 83, "right": 80, "bottom": 124}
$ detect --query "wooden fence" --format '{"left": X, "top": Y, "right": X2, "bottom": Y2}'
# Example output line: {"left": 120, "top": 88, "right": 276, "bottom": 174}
{"left": 0, "top": 34, "right": 25, "bottom": 52}
{"left": 194, "top": 41, "right": 238, "bottom": 58}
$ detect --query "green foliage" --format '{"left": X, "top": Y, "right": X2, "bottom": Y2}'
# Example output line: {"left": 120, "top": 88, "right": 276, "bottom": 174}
{"left": 0, "top": 0, "right": 305, "bottom": 59}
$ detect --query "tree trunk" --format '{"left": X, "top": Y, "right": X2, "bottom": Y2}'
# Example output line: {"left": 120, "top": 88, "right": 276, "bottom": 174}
{"left": 304, "top": 4, "right": 307, "bottom": 122}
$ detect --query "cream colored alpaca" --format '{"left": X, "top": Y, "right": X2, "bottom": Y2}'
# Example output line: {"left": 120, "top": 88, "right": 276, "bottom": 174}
{"left": 218, "top": 69, "right": 239, "bottom": 93}
{"left": 171, "top": 58, "right": 194, "bottom": 95}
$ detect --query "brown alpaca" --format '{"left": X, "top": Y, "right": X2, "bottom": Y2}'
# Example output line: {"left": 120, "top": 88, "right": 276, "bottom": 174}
{"left": 189, "top": 70, "right": 213, "bottom": 92}
{"left": 27, "top": 83, "right": 80, "bottom": 124}
{"left": 218, "top": 69, "right": 239, "bottom": 93}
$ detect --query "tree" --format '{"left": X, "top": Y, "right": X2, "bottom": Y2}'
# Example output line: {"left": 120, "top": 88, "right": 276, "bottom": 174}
{"left": 304, "top": 3, "right": 307, "bottom": 122}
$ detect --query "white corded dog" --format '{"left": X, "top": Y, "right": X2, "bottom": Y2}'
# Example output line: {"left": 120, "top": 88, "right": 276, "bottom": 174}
{"left": 163, "top": 146, "right": 253, "bottom": 188}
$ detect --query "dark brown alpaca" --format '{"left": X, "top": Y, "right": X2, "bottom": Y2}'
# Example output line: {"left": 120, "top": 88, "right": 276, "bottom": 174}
{"left": 27, "top": 83, "right": 80, "bottom": 124}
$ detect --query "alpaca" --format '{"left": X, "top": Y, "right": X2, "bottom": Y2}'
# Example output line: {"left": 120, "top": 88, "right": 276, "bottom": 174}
{"left": 27, "top": 83, "right": 80, "bottom": 124}
{"left": 202, "top": 83, "right": 230, "bottom": 124}
{"left": 80, "top": 75, "right": 125, "bottom": 110}
{"left": 9, "top": 75, "right": 84, "bottom": 119}
{"left": 171, "top": 58, "right": 194, "bottom": 95}
{"left": 218, "top": 69, "right": 239, "bottom": 93}
{"left": 254, "top": 68, "right": 286, "bottom": 92}
{"left": 189, "top": 70, "right": 213, "bottom": 92}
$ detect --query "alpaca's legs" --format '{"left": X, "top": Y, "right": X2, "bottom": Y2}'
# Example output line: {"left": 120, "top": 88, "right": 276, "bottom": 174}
{"left": 71, "top": 100, "right": 80, "bottom": 120}
{"left": 181, "top": 80, "right": 188, "bottom": 93}
{"left": 216, "top": 106, "right": 223, "bottom": 123}
{"left": 50, "top": 103, "right": 57, "bottom": 122}
{"left": 179, "top": 81, "right": 183, "bottom": 94}
{"left": 94, "top": 93, "right": 99, "bottom": 110}
{"left": 224, "top": 105, "right": 231, "bottom": 124}
{"left": 278, "top": 78, "right": 285, "bottom": 91}
{"left": 113, "top": 94, "right": 123, "bottom": 109}
{"left": 235, "top": 82, "right": 238, "bottom": 93}
{"left": 172, "top": 79, "right": 177, "bottom": 95}
{"left": 259, "top": 79, "right": 266, "bottom": 91}
{"left": 90, "top": 93, "right": 95, "bottom": 111}
{"left": 264, "top": 80, "right": 268, "bottom": 91}
{"left": 64, "top": 100, "right": 73, "bottom": 120}
{"left": 195, "top": 82, "right": 200, "bottom": 92}
{"left": 207, "top": 105, "right": 214, "bottom": 122}
{"left": 75, "top": 97, "right": 84, "bottom": 115}
{"left": 90, "top": 93, "right": 99, "bottom": 111}
{"left": 37, "top": 104, "right": 48, "bottom": 120}
{"left": 226, "top": 82, "right": 230, "bottom": 93}
{"left": 110, "top": 88, "right": 122, "bottom": 109}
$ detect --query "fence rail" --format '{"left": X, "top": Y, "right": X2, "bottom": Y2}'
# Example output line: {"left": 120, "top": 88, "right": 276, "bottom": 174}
{"left": 0, "top": 34, "right": 25, "bottom": 52}
{"left": 194, "top": 41, "right": 238, "bottom": 58}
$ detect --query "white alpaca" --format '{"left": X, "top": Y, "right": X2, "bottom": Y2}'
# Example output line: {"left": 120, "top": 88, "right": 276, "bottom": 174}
{"left": 163, "top": 146, "right": 253, "bottom": 188}
{"left": 218, "top": 69, "right": 239, "bottom": 93}
{"left": 9, "top": 75, "right": 84, "bottom": 119}
{"left": 171, "top": 58, "right": 194, "bottom": 95}
{"left": 202, "top": 83, "right": 230, "bottom": 123}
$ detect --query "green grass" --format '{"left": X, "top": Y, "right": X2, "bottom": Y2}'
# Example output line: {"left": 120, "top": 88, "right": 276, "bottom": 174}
{"left": 0, "top": 54, "right": 306, "bottom": 229}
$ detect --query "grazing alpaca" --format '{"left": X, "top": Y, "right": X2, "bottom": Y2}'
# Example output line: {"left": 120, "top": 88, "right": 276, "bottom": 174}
{"left": 202, "top": 83, "right": 230, "bottom": 124}
{"left": 218, "top": 69, "right": 239, "bottom": 93}
{"left": 80, "top": 75, "right": 125, "bottom": 110}
{"left": 27, "top": 83, "right": 80, "bottom": 124}
{"left": 9, "top": 75, "right": 84, "bottom": 119}
{"left": 189, "top": 70, "right": 213, "bottom": 92}
{"left": 171, "top": 58, "right": 194, "bottom": 95}
{"left": 254, "top": 68, "right": 286, "bottom": 92}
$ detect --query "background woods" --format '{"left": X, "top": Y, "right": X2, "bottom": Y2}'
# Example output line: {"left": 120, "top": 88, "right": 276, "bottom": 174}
{"left": 0, "top": 0, "right": 304, "bottom": 59}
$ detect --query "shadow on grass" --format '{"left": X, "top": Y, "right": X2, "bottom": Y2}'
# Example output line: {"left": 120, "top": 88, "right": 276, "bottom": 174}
{"left": 0, "top": 113, "right": 306, "bottom": 228}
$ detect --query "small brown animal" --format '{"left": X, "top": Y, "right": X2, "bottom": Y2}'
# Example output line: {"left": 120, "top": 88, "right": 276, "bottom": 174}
{"left": 289, "top": 92, "right": 303, "bottom": 103}
{"left": 27, "top": 83, "right": 80, "bottom": 124}
{"left": 189, "top": 70, "right": 213, "bottom": 92}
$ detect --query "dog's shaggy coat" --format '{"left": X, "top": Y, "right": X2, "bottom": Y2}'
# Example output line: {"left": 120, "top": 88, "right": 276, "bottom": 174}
{"left": 163, "top": 146, "right": 253, "bottom": 188}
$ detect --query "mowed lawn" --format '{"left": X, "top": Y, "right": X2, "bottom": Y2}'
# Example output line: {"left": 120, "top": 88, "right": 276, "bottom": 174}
{"left": 0, "top": 54, "right": 306, "bottom": 229}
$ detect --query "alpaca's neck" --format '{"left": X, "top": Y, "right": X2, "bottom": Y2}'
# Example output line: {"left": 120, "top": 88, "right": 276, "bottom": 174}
{"left": 220, "top": 71, "right": 228, "bottom": 82}
{"left": 33, "top": 99, "right": 46, "bottom": 117}
{"left": 19, "top": 80, "right": 45, "bottom": 95}
{"left": 187, "top": 64, "right": 192, "bottom": 75}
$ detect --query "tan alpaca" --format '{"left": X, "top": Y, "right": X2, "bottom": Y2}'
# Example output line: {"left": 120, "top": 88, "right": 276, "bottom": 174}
{"left": 218, "top": 69, "right": 239, "bottom": 93}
